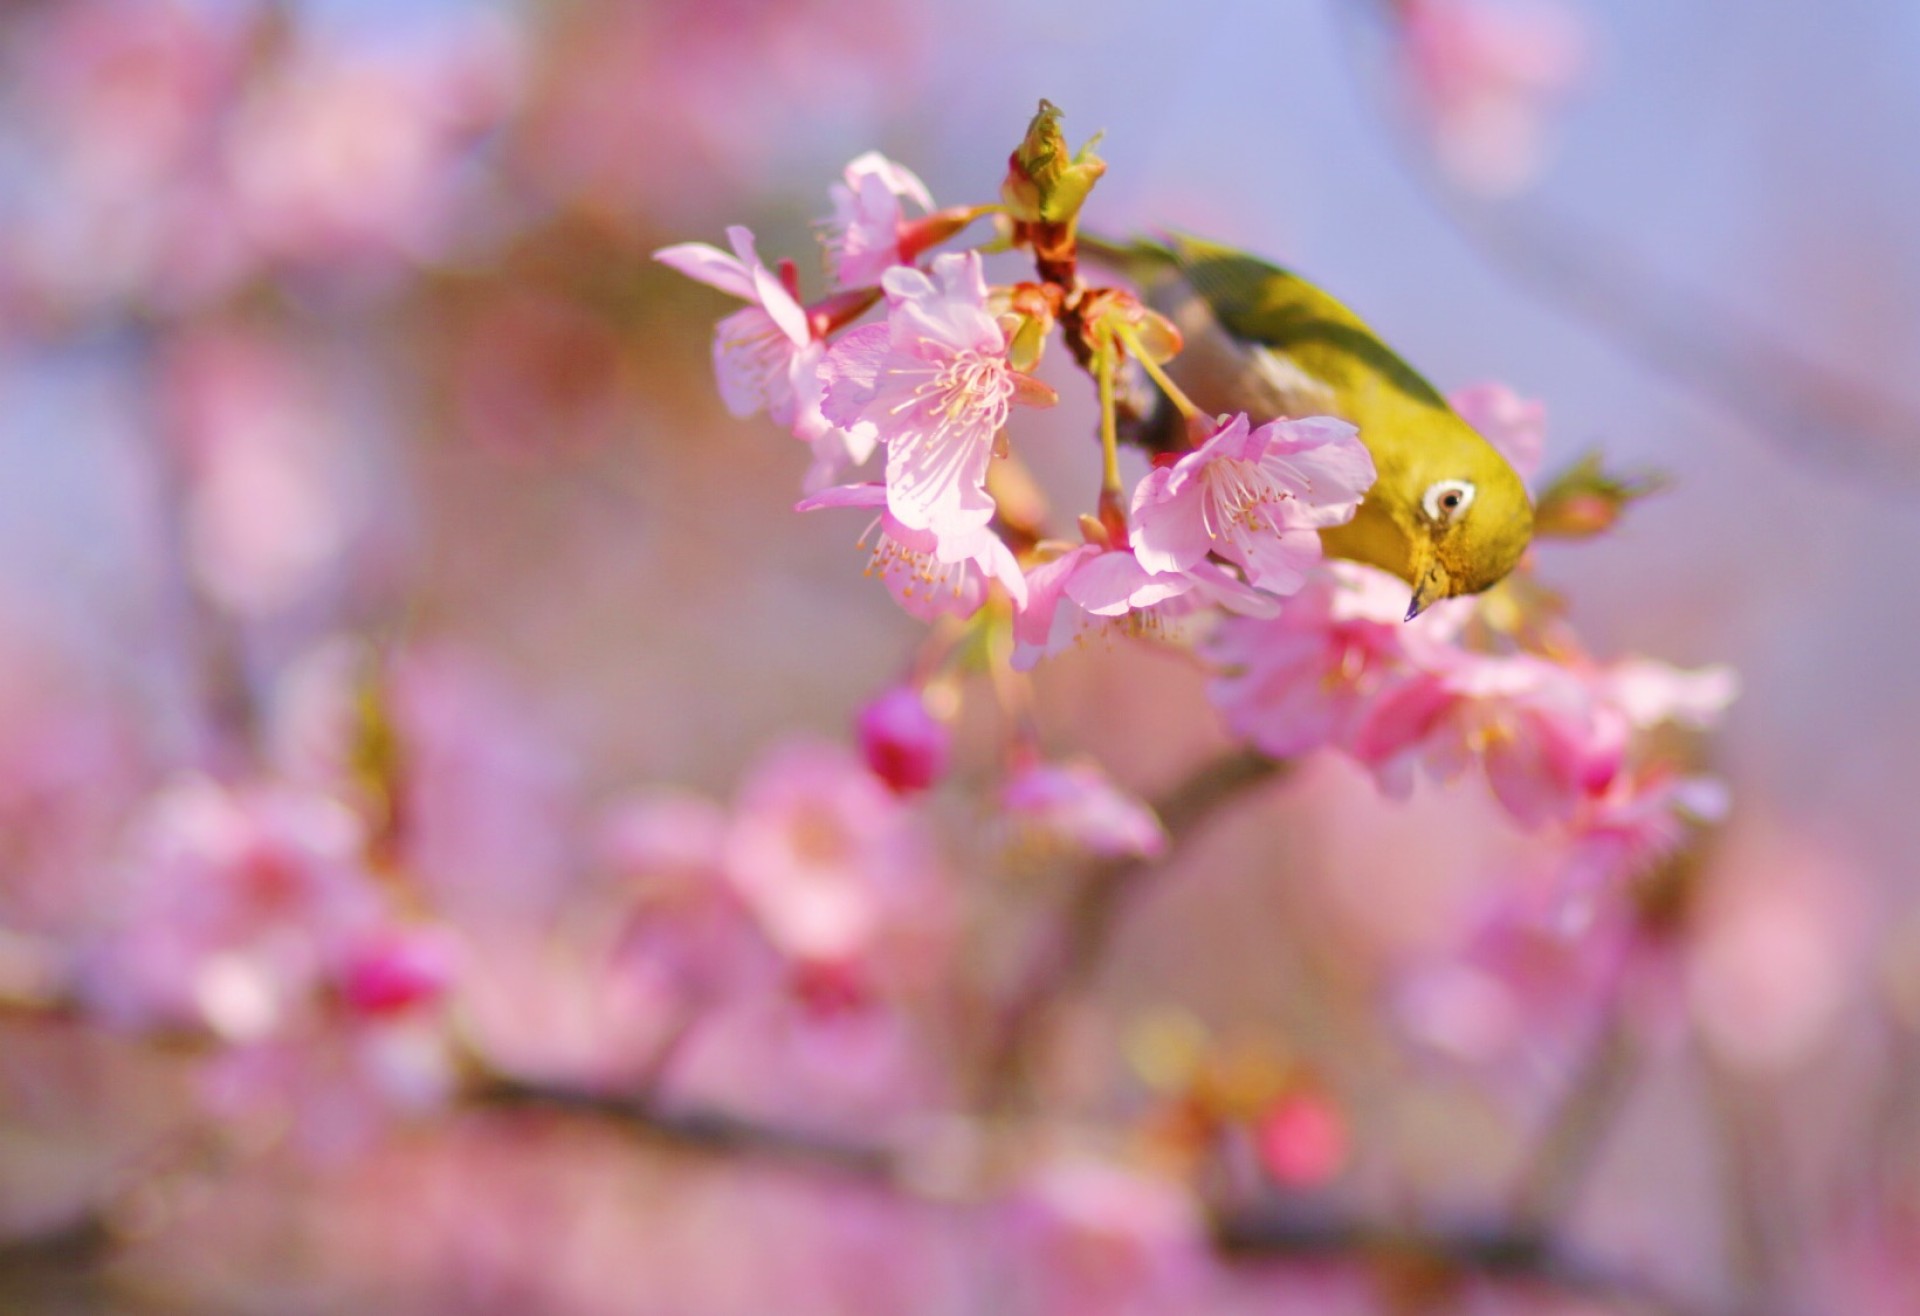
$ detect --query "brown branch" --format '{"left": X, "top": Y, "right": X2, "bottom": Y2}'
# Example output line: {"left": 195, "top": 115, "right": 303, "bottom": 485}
{"left": 1214, "top": 1204, "right": 1726, "bottom": 1316}
{"left": 981, "top": 747, "right": 1291, "bottom": 1106}
{"left": 1509, "top": 989, "right": 1643, "bottom": 1229}
{"left": 465, "top": 1076, "right": 897, "bottom": 1181}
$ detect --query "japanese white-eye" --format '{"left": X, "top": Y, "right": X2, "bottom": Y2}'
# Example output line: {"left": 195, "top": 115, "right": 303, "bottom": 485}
{"left": 1090, "top": 233, "right": 1533, "bottom": 617}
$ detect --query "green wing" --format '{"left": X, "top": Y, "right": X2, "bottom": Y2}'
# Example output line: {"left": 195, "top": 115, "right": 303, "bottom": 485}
{"left": 1162, "top": 234, "right": 1454, "bottom": 416}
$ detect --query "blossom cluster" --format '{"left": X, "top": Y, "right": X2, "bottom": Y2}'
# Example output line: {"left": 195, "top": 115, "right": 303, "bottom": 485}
{"left": 655, "top": 152, "right": 1378, "bottom": 667}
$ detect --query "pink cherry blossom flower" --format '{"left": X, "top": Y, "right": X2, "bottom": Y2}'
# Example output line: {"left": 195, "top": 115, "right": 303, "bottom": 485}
{"left": 1131, "top": 413, "right": 1375, "bottom": 596}
{"left": 797, "top": 482, "right": 1026, "bottom": 621}
{"left": 822, "top": 252, "right": 1053, "bottom": 548}
{"left": 1012, "top": 542, "right": 1277, "bottom": 671}
{"left": 80, "top": 777, "right": 385, "bottom": 1039}
{"left": 1449, "top": 381, "right": 1546, "bottom": 483}
{"left": 822, "top": 150, "right": 933, "bottom": 288}
{"left": 1376, "top": 651, "right": 1737, "bottom": 830}
{"left": 1205, "top": 563, "right": 1467, "bottom": 758}
{"left": 1416, "top": 652, "right": 1632, "bottom": 828}
{"left": 599, "top": 789, "right": 774, "bottom": 1005}
{"left": 1555, "top": 768, "right": 1729, "bottom": 901}
{"left": 1001, "top": 758, "right": 1168, "bottom": 861}
{"left": 722, "top": 739, "right": 950, "bottom": 981}
{"left": 855, "top": 686, "right": 951, "bottom": 794}
{"left": 654, "top": 225, "right": 817, "bottom": 424}
{"left": 654, "top": 225, "right": 870, "bottom": 484}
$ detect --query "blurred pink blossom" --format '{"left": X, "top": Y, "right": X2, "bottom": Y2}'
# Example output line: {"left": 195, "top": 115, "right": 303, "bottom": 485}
{"left": 998, "top": 1157, "right": 1207, "bottom": 1316}
{"left": 337, "top": 926, "right": 461, "bottom": 1019}
{"left": 222, "top": 24, "right": 520, "bottom": 277}
{"left": 1205, "top": 562, "right": 1468, "bottom": 758}
{"left": 1001, "top": 759, "right": 1168, "bottom": 862}
{"left": 723, "top": 739, "right": 950, "bottom": 986}
{"left": 1130, "top": 413, "right": 1374, "bottom": 595}
{"left": 1686, "top": 832, "right": 1864, "bottom": 1074}
{"left": 1449, "top": 381, "right": 1547, "bottom": 483}
{"left": 1211, "top": 560, "right": 1734, "bottom": 852}
{"left": 1, "top": 3, "right": 518, "bottom": 315}
{"left": 1397, "top": 0, "right": 1591, "bottom": 195}
{"left": 600, "top": 789, "right": 775, "bottom": 1005}
{"left": 80, "top": 777, "right": 382, "bottom": 1038}
{"left": 158, "top": 327, "right": 362, "bottom": 616}
{"left": 1255, "top": 1089, "right": 1351, "bottom": 1188}
{"left": 855, "top": 685, "right": 952, "bottom": 794}
{"left": 386, "top": 648, "right": 578, "bottom": 921}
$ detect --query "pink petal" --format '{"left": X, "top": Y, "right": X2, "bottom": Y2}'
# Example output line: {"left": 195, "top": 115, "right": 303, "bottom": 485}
{"left": 1230, "top": 527, "right": 1323, "bottom": 596}
{"left": 1014, "top": 548, "right": 1095, "bottom": 649}
{"left": 1066, "top": 551, "right": 1192, "bottom": 616}
{"left": 1130, "top": 473, "right": 1214, "bottom": 576}
{"left": 819, "top": 324, "right": 891, "bottom": 425}
{"left": 796, "top": 482, "right": 887, "bottom": 513}
{"left": 652, "top": 241, "right": 755, "bottom": 300}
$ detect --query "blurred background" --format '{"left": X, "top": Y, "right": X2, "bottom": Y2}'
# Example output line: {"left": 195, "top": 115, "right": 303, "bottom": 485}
{"left": 1, "top": 0, "right": 1917, "bottom": 1312}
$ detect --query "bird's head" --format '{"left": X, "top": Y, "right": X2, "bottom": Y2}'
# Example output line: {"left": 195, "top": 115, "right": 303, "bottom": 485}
{"left": 1400, "top": 446, "right": 1533, "bottom": 620}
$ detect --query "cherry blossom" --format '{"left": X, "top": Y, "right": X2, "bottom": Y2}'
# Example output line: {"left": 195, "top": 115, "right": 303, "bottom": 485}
{"left": 1131, "top": 412, "right": 1375, "bottom": 596}
{"left": 798, "top": 482, "right": 1026, "bottom": 620}
{"left": 822, "top": 150, "right": 934, "bottom": 288}
{"left": 821, "top": 251, "right": 1053, "bottom": 549}
{"left": 722, "top": 739, "right": 949, "bottom": 982}
{"left": 1013, "top": 541, "right": 1277, "bottom": 671}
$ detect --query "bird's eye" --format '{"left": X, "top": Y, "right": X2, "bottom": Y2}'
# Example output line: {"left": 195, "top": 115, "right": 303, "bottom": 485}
{"left": 1423, "top": 479, "right": 1476, "bottom": 523}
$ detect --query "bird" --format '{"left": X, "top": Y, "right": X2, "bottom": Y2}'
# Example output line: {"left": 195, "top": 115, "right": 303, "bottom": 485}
{"left": 1084, "top": 232, "right": 1533, "bottom": 618}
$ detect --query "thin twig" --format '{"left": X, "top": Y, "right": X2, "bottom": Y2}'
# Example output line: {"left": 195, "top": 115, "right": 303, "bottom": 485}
{"left": 1509, "top": 992, "right": 1642, "bottom": 1229}
{"left": 1700, "top": 1048, "right": 1796, "bottom": 1315}
{"left": 1215, "top": 1204, "right": 1727, "bottom": 1316}
{"left": 467, "top": 1076, "right": 898, "bottom": 1181}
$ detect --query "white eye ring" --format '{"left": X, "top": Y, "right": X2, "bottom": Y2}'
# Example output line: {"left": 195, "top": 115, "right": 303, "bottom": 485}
{"left": 1422, "top": 479, "right": 1476, "bottom": 523}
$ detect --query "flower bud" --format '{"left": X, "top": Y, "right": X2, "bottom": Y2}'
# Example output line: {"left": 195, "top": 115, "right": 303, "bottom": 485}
{"left": 337, "top": 928, "right": 458, "bottom": 1017}
{"left": 1532, "top": 451, "right": 1665, "bottom": 539}
{"left": 1001, "top": 99, "right": 1106, "bottom": 226}
{"left": 856, "top": 686, "right": 951, "bottom": 794}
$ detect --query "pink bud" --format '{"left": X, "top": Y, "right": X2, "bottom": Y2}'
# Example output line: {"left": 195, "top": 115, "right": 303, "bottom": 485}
{"left": 338, "top": 929, "right": 458, "bottom": 1017}
{"left": 1255, "top": 1090, "right": 1349, "bottom": 1188}
{"left": 855, "top": 687, "right": 950, "bottom": 794}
